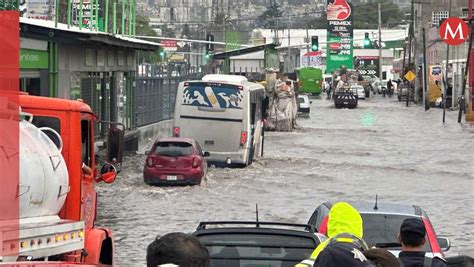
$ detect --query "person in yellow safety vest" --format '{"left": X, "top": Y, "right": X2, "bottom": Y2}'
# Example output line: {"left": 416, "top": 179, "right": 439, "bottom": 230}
{"left": 295, "top": 202, "right": 374, "bottom": 267}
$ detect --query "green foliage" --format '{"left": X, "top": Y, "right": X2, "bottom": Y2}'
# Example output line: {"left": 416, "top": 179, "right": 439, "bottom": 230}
{"left": 136, "top": 15, "right": 163, "bottom": 64}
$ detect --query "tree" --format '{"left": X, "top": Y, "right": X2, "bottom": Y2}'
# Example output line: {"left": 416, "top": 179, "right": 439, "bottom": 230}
{"left": 258, "top": 0, "right": 283, "bottom": 28}
{"left": 136, "top": 15, "right": 163, "bottom": 64}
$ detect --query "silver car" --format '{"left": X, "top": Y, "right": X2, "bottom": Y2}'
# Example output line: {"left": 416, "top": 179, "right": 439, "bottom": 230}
{"left": 351, "top": 85, "right": 365, "bottom": 99}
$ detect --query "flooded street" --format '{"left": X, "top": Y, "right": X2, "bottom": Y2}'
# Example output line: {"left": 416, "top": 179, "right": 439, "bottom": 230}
{"left": 96, "top": 96, "right": 474, "bottom": 266}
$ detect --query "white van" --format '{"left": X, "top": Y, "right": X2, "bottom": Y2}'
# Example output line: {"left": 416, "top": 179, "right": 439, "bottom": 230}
{"left": 173, "top": 74, "right": 265, "bottom": 166}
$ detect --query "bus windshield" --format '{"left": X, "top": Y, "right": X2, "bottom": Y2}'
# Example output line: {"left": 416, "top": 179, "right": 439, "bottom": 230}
{"left": 182, "top": 83, "right": 243, "bottom": 111}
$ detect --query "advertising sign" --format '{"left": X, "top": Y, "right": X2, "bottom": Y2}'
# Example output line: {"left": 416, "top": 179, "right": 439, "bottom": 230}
{"left": 302, "top": 51, "right": 322, "bottom": 67}
{"left": 20, "top": 49, "right": 49, "bottom": 69}
{"left": 72, "top": 0, "right": 98, "bottom": 28}
{"left": 22, "top": 0, "right": 55, "bottom": 20}
{"left": 354, "top": 56, "right": 379, "bottom": 77}
{"left": 161, "top": 40, "right": 178, "bottom": 51}
{"left": 429, "top": 65, "right": 443, "bottom": 81}
{"left": 326, "top": 0, "right": 354, "bottom": 73}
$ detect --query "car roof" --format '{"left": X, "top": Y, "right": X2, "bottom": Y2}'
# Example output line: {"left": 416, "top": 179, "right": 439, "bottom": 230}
{"left": 155, "top": 137, "right": 195, "bottom": 144}
{"left": 322, "top": 201, "right": 423, "bottom": 217}
{"left": 193, "top": 221, "right": 321, "bottom": 247}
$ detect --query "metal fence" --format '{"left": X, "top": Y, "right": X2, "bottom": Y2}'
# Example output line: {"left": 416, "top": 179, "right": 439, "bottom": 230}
{"left": 135, "top": 64, "right": 203, "bottom": 127}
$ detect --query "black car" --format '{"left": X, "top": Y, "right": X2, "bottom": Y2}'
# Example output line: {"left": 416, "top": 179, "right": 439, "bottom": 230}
{"left": 193, "top": 221, "right": 327, "bottom": 267}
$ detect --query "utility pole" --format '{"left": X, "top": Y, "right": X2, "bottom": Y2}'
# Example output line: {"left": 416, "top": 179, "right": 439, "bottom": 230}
{"left": 378, "top": 1, "right": 382, "bottom": 80}
{"left": 458, "top": 3, "right": 473, "bottom": 122}
{"left": 288, "top": 13, "right": 291, "bottom": 73}
{"left": 306, "top": 10, "right": 310, "bottom": 53}
{"left": 407, "top": 0, "right": 414, "bottom": 107}
{"left": 442, "top": 0, "right": 452, "bottom": 123}
{"left": 422, "top": 27, "right": 428, "bottom": 110}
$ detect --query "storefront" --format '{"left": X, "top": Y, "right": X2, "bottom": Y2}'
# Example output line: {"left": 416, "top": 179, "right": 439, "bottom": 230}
{"left": 20, "top": 38, "right": 49, "bottom": 96}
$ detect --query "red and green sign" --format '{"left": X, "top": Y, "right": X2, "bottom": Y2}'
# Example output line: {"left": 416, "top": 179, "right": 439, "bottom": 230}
{"left": 326, "top": 0, "right": 354, "bottom": 73}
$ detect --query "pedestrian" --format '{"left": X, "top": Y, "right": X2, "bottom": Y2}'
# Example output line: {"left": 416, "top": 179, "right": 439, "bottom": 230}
{"left": 387, "top": 79, "right": 393, "bottom": 95}
{"left": 363, "top": 248, "right": 402, "bottom": 267}
{"left": 397, "top": 218, "right": 447, "bottom": 267}
{"left": 146, "top": 232, "right": 210, "bottom": 267}
{"left": 296, "top": 202, "right": 374, "bottom": 267}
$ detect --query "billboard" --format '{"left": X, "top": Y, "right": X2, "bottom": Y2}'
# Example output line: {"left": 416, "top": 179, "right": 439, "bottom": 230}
{"left": 24, "top": 0, "right": 55, "bottom": 20}
{"left": 354, "top": 56, "right": 379, "bottom": 77}
{"left": 429, "top": 65, "right": 442, "bottom": 81}
{"left": 326, "top": 0, "right": 354, "bottom": 73}
{"left": 302, "top": 51, "right": 322, "bottom": 67}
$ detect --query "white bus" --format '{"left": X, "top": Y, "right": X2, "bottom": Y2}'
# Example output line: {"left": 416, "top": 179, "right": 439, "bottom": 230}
{"left": 173, "top": 74, "right": 265, "bottom": 166}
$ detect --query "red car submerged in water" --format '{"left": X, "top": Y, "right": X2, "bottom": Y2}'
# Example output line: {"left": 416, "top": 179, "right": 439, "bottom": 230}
{"left": 143, "top": 138, "right": 210, "bottom": 185}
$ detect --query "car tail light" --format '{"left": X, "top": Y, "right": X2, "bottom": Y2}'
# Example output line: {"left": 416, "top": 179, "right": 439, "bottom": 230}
{"left": 319, "top": 215, "right": 329, "bottom": 234}
{"left": 240, "top": 131, "right": 247, "bottom": 146}
{"left": 423, "top": 217, "right": 442, "bottom": 254}
{"left": 146, "top": 157, "right": 155, "bottom": 167}
{"left": 192, "top": 157, "right": 199, "bottom": 168}
{"left": 173, "top": 127, "right": 180, "bottom": 137}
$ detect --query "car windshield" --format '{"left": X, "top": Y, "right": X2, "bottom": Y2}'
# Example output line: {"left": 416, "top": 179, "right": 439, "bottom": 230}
{"left": 199, "top": 233, "right": 317, "bottom": 267}
{"left": 361, "top": 214, "right": 431, "bottom": 252}
{"left": 153, "top": 142, "right": 193, "bottom": 157}
{"left": 297, "top": 97, "right": 305, "bottom": 104}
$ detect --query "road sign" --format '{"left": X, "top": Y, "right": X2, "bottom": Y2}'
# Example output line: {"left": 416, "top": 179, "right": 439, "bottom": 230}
{"left": 439, "top": 17, "right": 469, "bottom": 46}
{"left": 404, "top": 70, "right": 416, "bottom": 82}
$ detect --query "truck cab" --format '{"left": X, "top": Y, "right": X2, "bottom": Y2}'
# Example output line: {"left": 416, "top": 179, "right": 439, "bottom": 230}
{"left": 0, "top": 94, "right": 123, "bottom": 264}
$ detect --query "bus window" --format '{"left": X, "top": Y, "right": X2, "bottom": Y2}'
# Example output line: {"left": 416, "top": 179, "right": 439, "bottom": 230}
{"left": 182, "top": 83, "right": 243, "bottom": 112}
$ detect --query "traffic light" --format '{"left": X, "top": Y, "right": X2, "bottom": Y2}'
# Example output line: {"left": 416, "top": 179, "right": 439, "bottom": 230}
{"left": 364, "top": 32, "right": 371, "bottom": 48}
{"left": 159, "top": 50, "right": 165, "bottom": 58}
{"left": 311, "top": 36, "right": 319, "bottom": 51}
{"left": 206, "top": 34, "right": 214, "bottom": 52}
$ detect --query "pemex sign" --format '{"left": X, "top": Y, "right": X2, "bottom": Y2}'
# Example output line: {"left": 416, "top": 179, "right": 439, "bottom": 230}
{"left": 326, "top": 0, "right": 354, "bottom": 73}
{"left": 439, "top": 17, "right": 469, "bottom": 46}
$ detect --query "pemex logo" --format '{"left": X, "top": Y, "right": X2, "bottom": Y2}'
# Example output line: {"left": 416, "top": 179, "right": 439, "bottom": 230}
{"left": 327, "top": 0, "right": 352, "bottom": 21}
{"left": 439, "top": 17, "right": 469, "bottom": 46}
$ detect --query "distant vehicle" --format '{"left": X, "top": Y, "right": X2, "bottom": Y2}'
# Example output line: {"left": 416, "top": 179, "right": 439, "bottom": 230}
{"left": 307, "top": 201, "right": 450, "bottom": 259}
{"left": 371, "top": 81, "right": 387, "bottom": 94}
{"left": 351, "top": 84, "right": 366, "bottom": 99}
{"left": 334, "top": 82, "right": 358, "bottom": 109}
{"left": 297, "top": 94, "right": 311, "bottom": 114}
{"left": 193, "top": 221, "right": 327, "bottom": 267}
{"left": 143, "top": 138, "right": 210, "bottom": 185}
{"left": 174, "top": 74, "right": 265, "bottom": 166}
{"left": 297, "top": 67, "right": 324, "bottom": 95}
{"left": 397, "top": 83, "right": 415, "bottom": 102}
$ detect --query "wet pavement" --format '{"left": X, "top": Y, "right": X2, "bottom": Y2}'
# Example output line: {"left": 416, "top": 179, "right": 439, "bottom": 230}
{"left": 96, "top": 95, "right": 474, "bottom": 266}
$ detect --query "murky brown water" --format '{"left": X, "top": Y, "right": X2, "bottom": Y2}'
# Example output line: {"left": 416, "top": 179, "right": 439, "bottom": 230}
{"left": 96, "top": 96, "right": 474, "bottom": 266}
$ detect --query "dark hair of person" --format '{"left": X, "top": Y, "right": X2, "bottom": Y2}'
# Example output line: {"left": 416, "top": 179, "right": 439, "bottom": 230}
{"left": 363, "top": 248, "right": 402, "bottom": 267}
{"left": 146, "top": 232, "right": 210, "bottom": 267}
{"left": 400, "top": 231, "right": 424, "bottom": 247}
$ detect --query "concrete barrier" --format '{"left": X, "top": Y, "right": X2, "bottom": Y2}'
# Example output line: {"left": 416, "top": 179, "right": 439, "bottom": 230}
{"left": 136, "top": 120, "right": 174, "bottom": 153}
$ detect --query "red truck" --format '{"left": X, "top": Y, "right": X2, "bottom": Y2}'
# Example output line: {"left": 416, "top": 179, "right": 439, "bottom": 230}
{"left": 0, "top": 93, "right": 123, "bottom": 265}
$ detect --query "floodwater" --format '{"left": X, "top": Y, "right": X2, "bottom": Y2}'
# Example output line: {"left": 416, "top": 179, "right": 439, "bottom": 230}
{"left": 96, "top": 96, "right": 474, "bottom": 266}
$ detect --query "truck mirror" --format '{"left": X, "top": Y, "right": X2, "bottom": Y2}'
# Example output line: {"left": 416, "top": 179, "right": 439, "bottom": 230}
{"left": 99, "top": 163, "right": 117, "bottom": 184}
{"left": 107, "top": 126, "right": 124, "bottom": 165}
